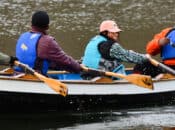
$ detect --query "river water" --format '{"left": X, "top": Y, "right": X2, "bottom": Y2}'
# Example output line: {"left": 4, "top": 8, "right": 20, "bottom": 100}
{"left": 1, "top": 106, "right": 175, "bottom": 130}
{"left": 1, "top": 0, "right": 175, "bottom": 129}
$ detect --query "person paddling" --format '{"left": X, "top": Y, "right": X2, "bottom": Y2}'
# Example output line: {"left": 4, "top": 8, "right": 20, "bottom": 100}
{"left": 134, "top": 27, "right": 175, "bottom": 77}
{"left": 81, "top": 20, "right": 149, "bottom": 79}
{"left": 15, "top": 10, "right": 82, "bottom": 75}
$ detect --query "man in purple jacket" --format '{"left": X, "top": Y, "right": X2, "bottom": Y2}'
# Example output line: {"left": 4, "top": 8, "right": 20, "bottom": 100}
{"left": 16, "top": 10, "right": 82, "bottom": 75}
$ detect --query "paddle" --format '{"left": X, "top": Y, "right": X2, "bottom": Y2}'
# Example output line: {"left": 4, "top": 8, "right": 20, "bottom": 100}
{"left": 81, "top": 65, "right": 154, "bottom": 90}
{"left": 14, "top": 61, "right": 68, "bottom": 96}
{"left": 147, "top": 56, "right": 175, "bottom": 75}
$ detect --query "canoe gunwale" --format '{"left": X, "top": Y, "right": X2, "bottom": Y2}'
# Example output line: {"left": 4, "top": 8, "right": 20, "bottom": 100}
{"left": 0, "top": 74, "right": 175, "bottom": 85}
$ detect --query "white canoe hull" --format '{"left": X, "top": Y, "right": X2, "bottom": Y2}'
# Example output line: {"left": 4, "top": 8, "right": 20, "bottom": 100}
{"left": 0, "top": 77, "right": 175, "bottom": 95}
{"left": 0, "top": 76, "right": 175, "bottom": 112}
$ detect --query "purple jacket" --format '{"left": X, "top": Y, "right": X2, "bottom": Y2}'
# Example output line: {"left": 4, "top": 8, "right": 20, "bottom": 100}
{"left": 32, "top": 27, "right": 81, "bottom": 73}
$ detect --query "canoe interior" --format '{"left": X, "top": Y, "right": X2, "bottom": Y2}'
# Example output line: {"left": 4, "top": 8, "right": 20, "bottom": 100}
{"left": 48, "top": 68, "right": 133, "bottom": 80}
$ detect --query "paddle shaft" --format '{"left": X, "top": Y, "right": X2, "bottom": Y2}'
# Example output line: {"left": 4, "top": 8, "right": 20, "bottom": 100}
{"left": 47, "top": 70, "right": 68, "bottom": 74}
{"left": 14, "top": 61, "right": 35, "bottom": 74}
{"left": 82, "top": 65, "right": 137, "bottom": 78}
{"left": 14, "top": 61, "right": 46, "bottom": 78}
{"left": 148, "top": 57, "right": 175, "bottom": 75}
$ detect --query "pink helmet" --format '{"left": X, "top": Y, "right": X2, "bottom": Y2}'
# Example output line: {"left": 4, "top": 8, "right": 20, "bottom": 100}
{"left": 99, "top": 20, "right": 122, "bottom": 33}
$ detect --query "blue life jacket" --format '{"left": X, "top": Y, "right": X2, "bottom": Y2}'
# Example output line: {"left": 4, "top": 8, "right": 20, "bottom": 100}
{"left": 82, "top": 35, "right": 107, "bottom": 69}
{"left": 16, "top": 32, "right": 49, "bottom": 75}
{"left": 161, "top": 30, "right": 175, "bottom": 60}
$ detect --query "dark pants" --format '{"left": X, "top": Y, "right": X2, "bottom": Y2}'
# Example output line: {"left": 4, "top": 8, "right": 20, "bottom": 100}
{"left": 133, "top": 61, "right": 164, "bottom": 77}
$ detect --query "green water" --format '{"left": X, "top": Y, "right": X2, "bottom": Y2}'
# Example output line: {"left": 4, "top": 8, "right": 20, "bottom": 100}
{"left": 1, "top": 0, "right": 175, "bottom": 129}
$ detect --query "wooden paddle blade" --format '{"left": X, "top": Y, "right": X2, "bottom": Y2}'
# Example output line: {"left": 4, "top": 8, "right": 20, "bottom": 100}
{"left": 124, "top": 74, "right": 154, "bottom": 90}
{"left": 44, "top": 78, "right": 68, "bottom": 97}
{"left": 105, "top": 71, "right": 154, "bottom": 90}
{"left": 35, "top": 72, "right": 68, "bottom": 96}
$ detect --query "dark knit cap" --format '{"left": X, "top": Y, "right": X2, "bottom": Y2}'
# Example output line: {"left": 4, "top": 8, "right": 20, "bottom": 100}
{"left": 32, "top": 11, "right": 49, "bottom": 28}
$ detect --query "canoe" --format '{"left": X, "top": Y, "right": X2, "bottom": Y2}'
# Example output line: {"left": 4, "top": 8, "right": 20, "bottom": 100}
{"left": 0, "top": 70, "right": 175, "bottom": 112}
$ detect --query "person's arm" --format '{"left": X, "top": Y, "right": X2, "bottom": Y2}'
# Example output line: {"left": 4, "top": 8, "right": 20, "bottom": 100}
{"left": 0, "top": 52, "right": 10, "bottom": 65}
{"left": 146, "top": 28, "right": 172, "bottom": 55}
{"left": 110, "top": 43, "right": 147, "bottom": 64}
{"left": 98, "top": 41, "right": 147, "bottom": 64}
{"left": 37, "top": 36, "right": 82, "bottom": 73}
{"left": 0, "top": 52, "right": 17, "bottom": 66}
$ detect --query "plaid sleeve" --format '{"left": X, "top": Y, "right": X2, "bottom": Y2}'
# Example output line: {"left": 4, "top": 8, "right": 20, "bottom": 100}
{"left": 110, "top": 43, "right": 147, "bottom": 64}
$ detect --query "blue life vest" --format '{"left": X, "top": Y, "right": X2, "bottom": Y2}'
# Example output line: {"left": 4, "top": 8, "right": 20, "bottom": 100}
{"left": 82, "top": 35, "right": 107, "bottom": 69}
{"left": 161, "top": 30, "right": 175, "bottom": 60}
{"left": 16, "top": 32, "right": 49, "bottom": 75}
